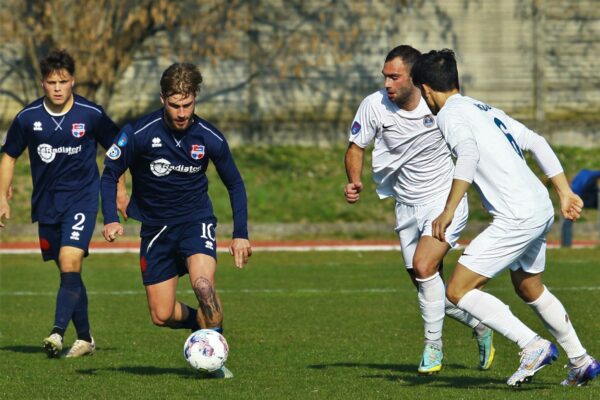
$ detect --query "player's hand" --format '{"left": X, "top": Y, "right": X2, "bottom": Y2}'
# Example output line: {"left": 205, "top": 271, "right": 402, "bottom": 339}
{"left": 229, "top": 238, "right": 252, "bottom": 268}
{"left": 344, "top": 182, "right": 363, "bottom": 203}
{"left": 559, "top": 191, "right": 583, "bottom": 221}
{"left": 102, "top": 222, "right": 124, "bottom": 242}
{"left": 432, "top": 210, "right": 454, "bottom": 243}
{"left": 0, "top": 198, "right": 10, "bottom": 228}
{"left": 116, "top": 192, "right": 130, "bottom": 221}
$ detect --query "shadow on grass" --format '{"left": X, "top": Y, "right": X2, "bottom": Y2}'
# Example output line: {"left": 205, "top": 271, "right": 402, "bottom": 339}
{"left": 76, "top": 366, "right": 200, "bottom": 379}
{"left": 308, "top": 362, "right": 549, "bottom": 391}
{"left": 0, "top": 345, "right": 43, "bottom": 354}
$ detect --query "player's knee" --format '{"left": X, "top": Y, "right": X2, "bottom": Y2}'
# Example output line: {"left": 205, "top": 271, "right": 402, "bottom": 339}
{"left": 412, "top": 257, "right": 438, "bottom": 279}
{"left": 149, "top": 308, "right": 174, "bottom": 327}
{"left": 58, "top": 257, "right": 82, "bottom": 273}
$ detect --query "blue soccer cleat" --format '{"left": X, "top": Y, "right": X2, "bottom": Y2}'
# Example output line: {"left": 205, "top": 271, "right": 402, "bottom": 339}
{"left": 561, "top": 355, "right": 600, "bottom": 387}
{"left": 506, "top": 338, "right": 558, "bottom": 387}
{"left": 418, "top": 343, "right": 443, "bottom": 375}
{"left": 475, "top": 328, "right": 495, "bottom": 370}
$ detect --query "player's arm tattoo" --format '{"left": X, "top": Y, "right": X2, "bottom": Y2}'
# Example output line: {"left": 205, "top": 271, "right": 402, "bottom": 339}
{"left": 192, "top": 277, "right": 221, "bottom": 323}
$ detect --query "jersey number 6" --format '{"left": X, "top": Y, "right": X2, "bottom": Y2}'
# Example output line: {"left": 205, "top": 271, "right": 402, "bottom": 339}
{"left": 493, "top": 118, "right": 524, "bottom": 159}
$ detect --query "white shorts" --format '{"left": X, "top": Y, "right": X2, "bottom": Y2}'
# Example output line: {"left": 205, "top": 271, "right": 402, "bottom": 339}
{"left": 395, "top": 194, "right": 468, "bottom": 269}
{"left": 459, "top": 216, "right": 554, "bottom": 278}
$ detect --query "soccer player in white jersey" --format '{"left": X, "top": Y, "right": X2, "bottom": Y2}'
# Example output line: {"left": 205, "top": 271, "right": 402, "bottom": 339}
{"left": 412, "top": 48, "right": 600, "bottom": 387}
{"left": 344, "top": 45, "right": 495, "bottom": 375}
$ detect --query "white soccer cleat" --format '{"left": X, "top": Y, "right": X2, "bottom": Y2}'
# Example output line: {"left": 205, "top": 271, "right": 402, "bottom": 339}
{"left": 42, "top": 333, "right": 63, "bottom": 358}
{"left": 66, "top": 337, "right": 96, "bottom": 358}
{"left": 203, "top": 365, "right": 234, "bottom": 379}
{"left": 506, "top": 338, "right": 558, "bottom": 387}
{"left": 561, "top": 355, "right": 600, "bottom": 387}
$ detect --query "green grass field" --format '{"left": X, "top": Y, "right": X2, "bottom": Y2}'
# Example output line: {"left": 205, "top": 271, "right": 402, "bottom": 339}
{"left": 1, "top": 248, "right": 599, "bottom": 399}
{"left": 6, "top": 145, "right": 600, "bottom": 231}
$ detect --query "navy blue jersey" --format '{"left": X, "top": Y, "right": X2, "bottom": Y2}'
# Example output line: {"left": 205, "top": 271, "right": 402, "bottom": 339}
{"left": 101, "top": 109, "right": 248, "bottom": 238}
{"left": 2, "top": 95, "right": 119, "bottom": 223}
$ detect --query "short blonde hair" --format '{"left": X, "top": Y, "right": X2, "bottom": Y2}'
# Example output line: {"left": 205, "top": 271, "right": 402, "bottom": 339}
{"left": 160, "top": 63, "right": 203, "bottom": 98}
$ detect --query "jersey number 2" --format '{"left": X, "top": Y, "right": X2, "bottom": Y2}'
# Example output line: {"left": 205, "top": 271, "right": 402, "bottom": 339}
{"left": 72, "top": 213, "right": 86, "bottom": 231}
{"left": 493, "top": 118, "right": 524, "bottom": 159}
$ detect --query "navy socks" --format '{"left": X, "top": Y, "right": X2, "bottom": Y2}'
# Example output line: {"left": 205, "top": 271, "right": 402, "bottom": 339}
{"left": 71, "top": 280, "right": 92, "bottom": 342}
{"left": 52, "top": 272, "right": 91, "bottom": 341}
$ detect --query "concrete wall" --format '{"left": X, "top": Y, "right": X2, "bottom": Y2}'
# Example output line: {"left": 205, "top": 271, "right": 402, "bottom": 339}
{"left": 1, "top": 0, "right": 599, "bottom": 147}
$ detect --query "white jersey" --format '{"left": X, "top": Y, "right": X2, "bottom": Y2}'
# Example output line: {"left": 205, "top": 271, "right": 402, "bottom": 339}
{"left": 437, "top": 94, "right": 554, "bottom": 226}
{"left": 349, "top": 89, "right": 454, "bottom": 205}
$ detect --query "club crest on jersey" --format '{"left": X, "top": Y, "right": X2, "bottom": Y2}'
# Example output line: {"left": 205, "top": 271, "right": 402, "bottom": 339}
{"left": 117, "top": 132, "right": 128, "bottom": 147}
{"left": 351, "top": 121, "right": 361, "bottom": 135}
{"left": 190, "top": 144, "right": 205, "bottom": 160}
{"left": 71, "top": 123, "right": 86, "bottom": 138}
{"left": 423, "top": 115, "right": 435, "bottom": 128}
{"left": 106, "top": 144, "right": 121, "bottom": 160}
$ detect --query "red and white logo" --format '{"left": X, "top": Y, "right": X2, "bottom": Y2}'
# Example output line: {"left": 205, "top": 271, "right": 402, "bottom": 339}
{"left": 190, "top": 144, "right": 205, "bottom": 160}
{"left": 71, "top": 123, "right": 86, "bottom": 138}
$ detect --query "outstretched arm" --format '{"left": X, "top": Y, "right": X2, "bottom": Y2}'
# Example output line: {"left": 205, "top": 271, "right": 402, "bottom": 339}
{"left": 116, "top": 173, "right": 129, "bottom": 220}
{"left": 432, "top": 179, "right": 471, "bottom": 242}
{"left": 213, "top": 141, "right": 251, "bottom": 268}
{"left": 0, "top": 154, "right": 16, "bottom": 228}
{"left": 432, "top": 133, "right": 479, "bottom": 242}
{"left": 344, "top": 143, "right": 365, "bottom": 203}
{"left": 520, "top": 132, "right": 582, "bottom": 220}
{"left": 549, "top": 173, "right": 583, "bottom": 221}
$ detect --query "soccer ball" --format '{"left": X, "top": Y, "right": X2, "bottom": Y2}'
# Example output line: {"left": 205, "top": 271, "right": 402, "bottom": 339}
{"left": 183, "top": 329, "right": 229, "bottom": 372}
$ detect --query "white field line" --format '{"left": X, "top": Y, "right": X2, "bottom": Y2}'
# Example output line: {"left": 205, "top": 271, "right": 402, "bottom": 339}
{"left": 1, "top": 286, "right": 599, "bottom": 297}
{"left": 0, "top": 242, "right": 595, "bottom": 255}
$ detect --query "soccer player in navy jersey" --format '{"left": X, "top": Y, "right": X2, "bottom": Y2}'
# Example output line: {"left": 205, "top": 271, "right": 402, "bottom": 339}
{"left": 100, "top": 63, "right": 251, "bottom": 378}
{"left": 0, "top": 49, "right": 126, "bottom": 358}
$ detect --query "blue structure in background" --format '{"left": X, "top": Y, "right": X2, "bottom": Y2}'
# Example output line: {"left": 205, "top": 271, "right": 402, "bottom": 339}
{"left": 562, "top": 169, "right": 600, "bottom": 247}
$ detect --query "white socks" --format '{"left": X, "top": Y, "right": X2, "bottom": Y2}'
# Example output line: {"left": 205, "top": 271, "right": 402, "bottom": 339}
{"left": 416, "top": 273, "right": 445, "bottom": 346}
{"left": 458, "top": 289, "right": 537, "bottom": 348}
{"left": 444, "top": 297, "right": 481, "bottom": 329}
{"left": 528, "top": 286, "right": 586, "bottom": 360}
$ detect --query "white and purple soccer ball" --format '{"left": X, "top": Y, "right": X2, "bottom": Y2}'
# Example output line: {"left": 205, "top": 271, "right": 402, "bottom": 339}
{"left": 183, "top": 329, "right": 229, "bottom": 372}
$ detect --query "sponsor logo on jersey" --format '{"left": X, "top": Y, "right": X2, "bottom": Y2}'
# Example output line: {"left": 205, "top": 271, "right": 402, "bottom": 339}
{"left": 33, "top": 121, "right": 43, "bottom": 131}
{"left": 117, "top": 132, "right": 128, "bottom": 147}
{"left": 190, "top": 144, "right": 205, "bottom": 160}
{"left": 423, "top": 115, "right": 435, "bottom": 128}
{"left": 71, "top": 123, "right": 86, "bottom": 138}
{"left": 106, "top": 144, "right": 122, "bottom": 160}
{"left": 351, "top": 121, "right": 361, "bottom": 135}
{"left": 37, "top": 143, "right": 82, "bottom": 163}
{"left": 150, "top": 158, "right": 201, "bottom": 177}
{"left": 152, "top": 137, "right": 162, "bottom": 148}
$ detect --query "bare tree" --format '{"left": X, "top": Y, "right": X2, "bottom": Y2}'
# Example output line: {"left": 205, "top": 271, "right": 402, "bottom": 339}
{"left": 0, "top": 1, "right": 382, "bottom": 104}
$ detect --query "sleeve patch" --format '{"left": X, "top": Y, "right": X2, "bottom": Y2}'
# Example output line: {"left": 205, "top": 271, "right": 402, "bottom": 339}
{"left": 117, "top": 132, "right": 128, "bottom": 147}
{"left": 106, "top": 144, "right": 122, "bottom": 160}
{"left": 351, "top": 121, "right": 361, "bottom": 135}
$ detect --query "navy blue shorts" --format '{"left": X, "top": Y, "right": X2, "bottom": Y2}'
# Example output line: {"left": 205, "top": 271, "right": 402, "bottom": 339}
{"left": 38, "top": 210, "right": 97, "bottom": 262}
{"left": 139, "top": 218, "right": 218, "bottom": 286}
